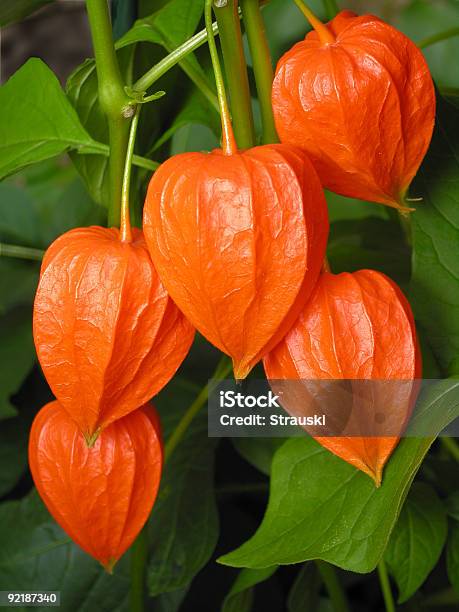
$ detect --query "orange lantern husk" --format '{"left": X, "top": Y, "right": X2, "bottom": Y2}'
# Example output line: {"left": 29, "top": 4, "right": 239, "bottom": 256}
{"left": 33, "top": 226, "right": 194, "bottom": 442}
{"left": 264, "top": 270, "right": 422, "bottom": 486}
{"left": 272, "top": 10, "right": 435, "bottom": 211}
{"left": 143, "top": 144, "right": 329, "bottom": 380}
{"left": 29, "top": 400, "right": 163, "bottom": 571}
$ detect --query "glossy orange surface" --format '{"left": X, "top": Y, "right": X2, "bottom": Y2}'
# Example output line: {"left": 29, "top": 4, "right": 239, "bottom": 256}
{"left": 272, "top": 10, "right": 435, "bottom": 210}
{"left": 33, "top": 226, "right": 194, "bottom": 440}
{"left": 29, "top": 401, "right": 163, "bottom": 571}
{"left": 264, "top": 270, "right": 422, "bottom": 485}
{"left": 143, "top": 144, "right": 329, "bottom": 379}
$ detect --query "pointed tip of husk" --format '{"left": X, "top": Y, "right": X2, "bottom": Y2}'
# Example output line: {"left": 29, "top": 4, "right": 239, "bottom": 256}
{"left": 103, "top": 558, "right": 117, "bottom": 574}
{"left": 233, "top": 361, "right": 251, "bottom": 383}
{"left": 366, "top": 465, "right": 383, "bottom": 488}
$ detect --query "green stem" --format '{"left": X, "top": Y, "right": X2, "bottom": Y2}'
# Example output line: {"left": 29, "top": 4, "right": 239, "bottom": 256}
{"left": 133, "top": 22, "right": 218, "bottom": 93}
{"left": 322, "top": 0, "right": 339, "bottom": 20}
{"left": 163, "top": 48, "right": 219, "bottom": 113}
{"left": 315, "top": 561, "right": 350, "bottom": 612}
{"left": 214, "top": 0, "right": 256, "bottom": 149}
{"left": 85, "top": 0, "right": 131, "bottom": 227}
{"left": 240, "top": 0, "right": 278, "bottom": 144}
{"left": 377, "top": 560, "right": 395, "bottom": 612}
{"left": 418, "top": 27, "right": 459, "bottom": 50}
{"left": 0, "top": 243, "right": 44, "bottom": 261}
{"left": 120, "top": 105, "right": 141, "bottom": 242}
{"left": 130, "top": 528, "right": 147, "bottom": 612}
{"left": 205, "top": 0, "right": 238, "bottom": 154}
{"left": 164, "top": 355, "right": 232, "bottom": 462}
{"left": 441, "top": 436, "right": 459, "bottom": 462}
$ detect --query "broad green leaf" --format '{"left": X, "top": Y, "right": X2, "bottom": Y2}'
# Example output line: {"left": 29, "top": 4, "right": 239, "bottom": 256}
{"left": 117, "top": 0, "right": 203, "bottom": 54}
{"left": 0, "top": 59, "right": 98, "bottom": 180}
{"left": 232, "top": 438, "right": 286, "bottom": 476}
{"left": 287, "top": 563, "right": 321, "bottom": 612}
{"left": 222, "top": 566, "right": 277, "bottom": 612}
{"left": 447, "top": 519, "right": 459, "bottom": 596}
{"left": 147, "top": 379, "right": 219, "bottom": 596}
{"left": 385, "top": 482, "right": 447, "bottom": 603}
{"left": 0, "top": 490, "right": 130, "bottom": 611}
{"left": 0, "top": 414, "right": 29, "bottom": 497}
{"left": 0, "top": 309, "right": 35, "bottom": 420}
{"left": 0, "top": 0, "right": 54, "bottom": 26}
{"left": 66, "top": 59, "right": 111, "bottom": 208}
{"left": 219, "top": 381, "right": 459, "bottom": 573}
{"left": 410, "top": 96, "right": 459, "bottom": 375}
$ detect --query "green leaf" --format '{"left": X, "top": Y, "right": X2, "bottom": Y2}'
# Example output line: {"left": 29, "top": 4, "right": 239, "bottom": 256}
{"left": 66, "top": 59, "right": 111, "bottom": 208}
{"left": 385, "top": 482, "right": 447, "bottom": 603}
{"left": 222, "top": 566, "right": 277, "bottom": 612}
{"left": 218, "top": 381, "right": 459, "bottom": 573}
{"left": 448, "top": 520, "right": 459, "bottom": 596}
{"left": 287, "top": 563, "right": 321, "bottom": 612}
{"left": 147, "top": 378, "right": 219, "bottom": 595}
{"left": 410, "top": 96, "right": 459, "bottom": 375}
{"left": 0, "top": 309, "right": 35, "bottom": 420}
{"left": 0, "top": 59, "right": 98, "bottom": 180}
{"left": 0, "top": 490, "right": 130, "bottom": 611}
{"left": 0, "top": 0, "right": 54, "bottom": 26}
{"left": 117, "top": 0, "right": 203, "bottom": 52}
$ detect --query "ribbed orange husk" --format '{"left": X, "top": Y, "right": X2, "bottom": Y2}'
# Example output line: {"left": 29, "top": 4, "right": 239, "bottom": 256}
{"left": 264, "top": 270, "right": 422, "bottom": 486}
{"left": 33, "top": 226, "right": 194, "bottom": 440}
{"left": 143, "top": 144, "right": 329, "bottom": 379}
{"left": 29, "top": 400, "right": 163, "bottom": 571}
{"left": 272, "top": 10, "right": 435, "bottom": 210}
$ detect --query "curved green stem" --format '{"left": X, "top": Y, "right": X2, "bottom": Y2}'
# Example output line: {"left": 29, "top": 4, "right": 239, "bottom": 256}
{"left": 241, "top": 0, "right": 278, "bottom": 144}
{"left": 214, "top": 0, "right": 256, "bottom": 149}
{"left": 315, "top": 561, "right": 350, "bottom": 612}
{"left": 418, "top": 27, "right": 459, "bottom": 50}
{"left": 205, "top": 0, "right": 238, "bottom": 154}
{"left": 130, "top": 528, "right": 147, "bottom": 612}
{"left": 441, "top": 436, "right": 459, "bottom": 462}
{"left": 85, "top": 0, "right": 131, "bottom": 227}
{"left": 120, "top": 105, "right": 141, "bottom": 242}
{"left": 0, "top": 243, "right": 44, "bottom": 261}
{"left": 133, "top": 22, "right": 218, "bottom": 93}
{"left": 377, "top": 560, "right": 395, "bottom": 612}
{"left": 164, "top": 356, "right": 232, "bottom": 462}
{"left": 322, "top": 0, "right": 339, "bottom": 20}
